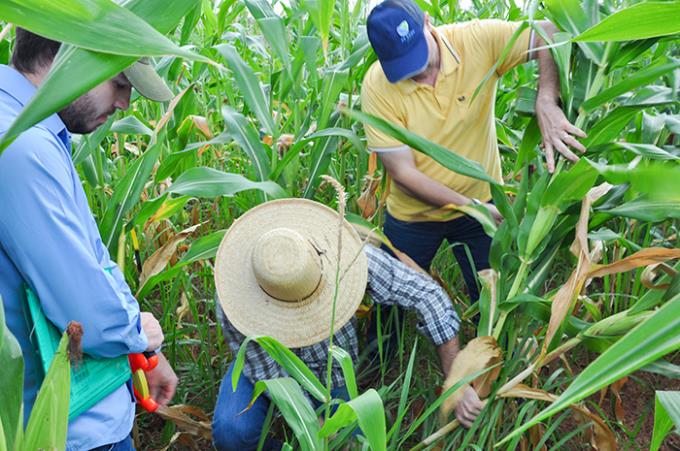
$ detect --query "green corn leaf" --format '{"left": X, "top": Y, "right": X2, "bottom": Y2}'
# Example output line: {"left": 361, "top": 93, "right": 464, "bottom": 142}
{"left": 588, "top": 142, "right": 679, "bottom": 161}
{"left": 497, "top": 293, "right": 680, "bottom": 447}
{"left": 0, "top": 298, "right": 24, "bottom": 451}
{"left": 216, "top": 44, "right": 277, "bottom": 137}
{"left": 168, "top": 167, "right": 288, "bottom": 199}
{"left": 110, "top": 116, "right": 154, "bottom": 137}
{"left": 319, "top": 389, "right": 386, "bottom": 451}
{"left": 249, "top": 378, "right": 322, "bottom": 451}
{"left": 128, "top": 194, "right": 191, "bottom": 230}
{"left": 318, "top": 69, "right": 349, "bottom": 130}
{"left": 243, "top": 1, "right": 291, "bottom": 69}
{"left": 387, "top": 340, "right": 417, "bottom": 448}
{"left": 0, "top": 0, "right": 206, "bottom": 60}
{"left": 582, "top": 106, "right": 641, "bottom": 147}
{"left": 23, "top": 328, "right": 71, "bottom": 451}
{"left": 581, "top": 58, "right": 680, "bottom": 112}
{"left": 301, "top": 0, "right": 335, "bottom": 56}
{"left": 302, "top": 133, "right": 339, "bottom": 198}
{"left": 604, "top": 197, "right": 680, "bottom": 222}
{"left": 650, "top": 391, "right": 680, "bottom": 451}
{"left": 221, "top": 106, "right": 271, "bottom": 181}
{"left": 589, "top": 161, "right": 680, "bottom": 201}
{"left": 99, "top": 144, "right": 161, "bottom": 251}
{"left": 541, "top": 158, "right": 599, "bottom": 208}
{"left": 544, "top": 0, "right": 604, "bottom": 63}
{"left": 329, "top": 346, "right": 358, "bottom": 399}
{"left": 344, "top": 109, "right": 499, "bottom": 185}
{"left": 232, "top": 336, "right": 330, "bottom": 403}
{"left": 0, "top": 0, "right": 199, "bottom": 153}
{"left": 575, "top": 2, "right": 680, "bottom": 42}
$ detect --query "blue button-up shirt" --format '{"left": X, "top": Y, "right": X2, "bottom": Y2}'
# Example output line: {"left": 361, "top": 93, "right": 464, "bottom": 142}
{"left": 0, "top": 65, "right": 148, "bottom": 450}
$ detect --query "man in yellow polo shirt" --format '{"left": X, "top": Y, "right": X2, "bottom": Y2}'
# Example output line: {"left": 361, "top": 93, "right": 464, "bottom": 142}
{"left": 361, "top": 0, "right": 586, "bottom": 304}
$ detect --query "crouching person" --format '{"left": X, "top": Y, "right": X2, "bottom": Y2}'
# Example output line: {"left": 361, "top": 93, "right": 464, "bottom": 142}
{"left": 211, "top": 199, "right": 483, "bottom": 450}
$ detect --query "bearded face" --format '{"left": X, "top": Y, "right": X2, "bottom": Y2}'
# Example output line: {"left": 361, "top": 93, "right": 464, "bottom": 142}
{"left": 58, "top": 73, "right": 131, "bottom": 134}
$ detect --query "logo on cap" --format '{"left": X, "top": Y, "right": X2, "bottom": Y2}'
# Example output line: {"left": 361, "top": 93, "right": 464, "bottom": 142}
{"left": 396, "top": 20, "right": 410, "bottom": 37}
{"left": 396, "top": 19, "right": 416, "bottom": 42}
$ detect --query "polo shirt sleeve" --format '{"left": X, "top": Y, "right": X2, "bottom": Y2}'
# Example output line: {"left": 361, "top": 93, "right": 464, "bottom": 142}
{"left": 360, "top": 73, "right": 406, "bottom": 151}
{"left": 0, "top": 131, "right": 148, "bottom": 358}
{"left": 476, "top": 19, "right": 532, "bottom": 76}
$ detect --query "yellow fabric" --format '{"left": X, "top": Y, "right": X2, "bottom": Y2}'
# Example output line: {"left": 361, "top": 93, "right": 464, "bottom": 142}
{"left": 361, "top": 20, "right": 531, "bottom": 222}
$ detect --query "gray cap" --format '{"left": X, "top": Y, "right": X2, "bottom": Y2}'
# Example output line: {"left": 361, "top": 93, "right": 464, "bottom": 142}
{"left": 123, "top": 58, "right": 174, "bottom": 102}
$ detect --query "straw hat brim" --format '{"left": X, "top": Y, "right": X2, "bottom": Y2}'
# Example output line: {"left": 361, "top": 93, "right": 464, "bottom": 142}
{"left": 214, "top": 199, "right": 368, "bottom": 348}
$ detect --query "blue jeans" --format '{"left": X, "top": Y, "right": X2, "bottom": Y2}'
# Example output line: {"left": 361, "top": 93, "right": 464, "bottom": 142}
{"left": 368, "top": 212, "right": 491, "bottom": 355}
{"left": 212, "top": 363, "right": 350, "bottom": 451}
{"left": 89, "top": 435, "right": 133, "bottom": 451}
{"left": 383, "top": 211, "right": 491, "bottom": 297}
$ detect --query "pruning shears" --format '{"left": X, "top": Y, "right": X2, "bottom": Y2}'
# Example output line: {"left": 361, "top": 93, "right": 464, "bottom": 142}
{"left": 129, "top": 351, "right": 159, "bottom": 413}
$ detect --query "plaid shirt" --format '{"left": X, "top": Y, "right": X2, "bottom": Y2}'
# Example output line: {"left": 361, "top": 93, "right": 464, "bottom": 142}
{"left": 218, "top": 245, "right": 460, "bottom": 390}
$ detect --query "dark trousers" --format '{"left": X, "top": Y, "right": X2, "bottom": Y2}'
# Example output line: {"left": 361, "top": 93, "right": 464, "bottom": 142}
{"left": 367, "top": 212, "right": 492, "bottom": 355}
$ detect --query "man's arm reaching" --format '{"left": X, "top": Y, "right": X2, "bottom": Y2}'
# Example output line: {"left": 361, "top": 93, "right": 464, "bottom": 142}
{"left": 531, "top": 20, "right": 588, "bottom": 172}
{"left": 364, "top": 245, "right": 484, "bottom": 427}
{"left": 378, "top": 148, "right": 503, "bottom": 223}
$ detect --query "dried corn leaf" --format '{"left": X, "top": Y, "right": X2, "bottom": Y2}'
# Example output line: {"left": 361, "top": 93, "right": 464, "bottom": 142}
{"left": 138, "top": 223, "right": 202, "bottom": 290}
{"left": 187, "top": 115, "right": 213, "bottom": 139}
{"left": 610, "top": 376, "right": 628, "bottom": 423}
{"left": 277, "top": 133, "right": 294, "bottom": 155}
{"left": 440, "top": 336, "right": 502, "bottom": 422}
{"left": 641, "top": 263, "right": 677, "bottom": 290}
{"left": 539, "top": 184, "right": 612, "bottom": 361}
{"left": 587, "top": 248, "right": 680, "bottom": 279}
{"left": 156, "top": 404, "right": 212, "bottom": 440}
{"left": 501, "top": 384, "right": 616, "bottom": 451}
{"left": 153, "top": 85, "right": 192, "bottom": 141}
{"left": 357, "top": 176, "right": 381, "bottom": 219}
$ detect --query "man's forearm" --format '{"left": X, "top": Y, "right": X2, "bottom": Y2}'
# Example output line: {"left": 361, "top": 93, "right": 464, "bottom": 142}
{"left": 392, "top": 168, "right": 471, "bottom": 208}
{"left": 535, "top": 21, "right": 561, "bottom": 104}
{"left": 437, "top": 337, "right": 460, "bottom": 378}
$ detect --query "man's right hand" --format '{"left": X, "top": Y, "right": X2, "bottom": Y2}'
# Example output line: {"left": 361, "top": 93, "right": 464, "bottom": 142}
{"left": 455, "top": 385, "right": 484, "bottom": 428}
{"left": 140, "top": 312, "right": 164, "bottom": 351}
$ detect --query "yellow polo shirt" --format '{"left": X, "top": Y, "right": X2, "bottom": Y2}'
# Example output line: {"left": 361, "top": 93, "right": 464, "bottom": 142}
{"left": 361, "top": 20, "right": 531, "bottom": 222}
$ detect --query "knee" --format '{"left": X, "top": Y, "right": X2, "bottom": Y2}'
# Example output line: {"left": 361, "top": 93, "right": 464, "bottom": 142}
{"left": 212, "top": 413, "right": 262, "bottom": 451}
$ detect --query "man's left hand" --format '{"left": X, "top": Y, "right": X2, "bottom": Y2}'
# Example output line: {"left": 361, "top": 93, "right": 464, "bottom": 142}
{"left": 535, "top": 99, "right": 587, "bottom": 173}
{"left": 146, "top": 352, "right": 178, "bottom": 407}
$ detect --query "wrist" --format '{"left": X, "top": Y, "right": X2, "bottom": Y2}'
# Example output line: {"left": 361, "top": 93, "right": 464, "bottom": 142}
{"left": 536, "top": 90, "right": 560, "bottom": 105}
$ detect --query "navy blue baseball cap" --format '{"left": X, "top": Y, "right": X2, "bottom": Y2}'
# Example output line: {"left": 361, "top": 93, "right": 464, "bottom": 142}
{"left": 367, "top": 0, "right": 429, "bottom": 83}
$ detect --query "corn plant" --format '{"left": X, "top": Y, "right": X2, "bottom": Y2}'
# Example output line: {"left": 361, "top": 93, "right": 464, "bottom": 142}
{"left": 1, "top": 0, "right": 679, "bottom": 449}
{"left": 0, "top": 299, "right": 75, "bottom": 451}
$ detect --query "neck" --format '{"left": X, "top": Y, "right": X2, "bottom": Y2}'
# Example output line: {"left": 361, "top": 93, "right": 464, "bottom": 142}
{"left": 12, "top": 64, "right": 48, "bottom": 88}
{"left": 411, "top": 30, "right": 441, "bottom": 87}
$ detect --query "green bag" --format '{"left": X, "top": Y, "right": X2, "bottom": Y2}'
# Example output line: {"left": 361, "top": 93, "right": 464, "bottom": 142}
{"left": 25, "top": 287, "right": 132, "bottom": 420}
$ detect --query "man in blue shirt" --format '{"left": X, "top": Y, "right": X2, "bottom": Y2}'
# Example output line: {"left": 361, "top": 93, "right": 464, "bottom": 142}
{"left": 0, "top": 29, "right": 178, "bottom": 450}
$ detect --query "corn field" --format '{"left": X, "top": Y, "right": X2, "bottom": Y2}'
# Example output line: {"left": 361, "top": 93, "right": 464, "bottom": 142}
{"left": 1, "top": 0, "right": 679, "bottom": 449}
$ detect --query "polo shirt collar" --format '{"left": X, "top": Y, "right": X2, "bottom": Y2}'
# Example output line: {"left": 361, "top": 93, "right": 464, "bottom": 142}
{"left": 395, "top": 27, "right": 461, "bottom": 95}
{"left": 0, "top": 65, "right": 67, "bottom": 137}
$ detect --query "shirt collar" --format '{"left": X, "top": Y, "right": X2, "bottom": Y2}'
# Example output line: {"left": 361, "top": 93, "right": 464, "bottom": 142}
{"left": 396, "top": 27, "right": 461, "bottom": 95}
{"left": 0, "top": 65, "right": 68, "bottom": 138}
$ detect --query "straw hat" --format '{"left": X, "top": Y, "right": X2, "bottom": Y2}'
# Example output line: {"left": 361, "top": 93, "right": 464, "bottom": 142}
{"left": 214, "top": 199, "right": 368, "bottom": 348}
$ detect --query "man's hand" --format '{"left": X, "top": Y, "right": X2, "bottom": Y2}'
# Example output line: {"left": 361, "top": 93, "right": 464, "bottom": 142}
{"left": 536, "top": 100, "right": 587, "bottom": 173}
{"left": 455, "top": 385, "right": 484, "bottom": 428}
{"left": 140, "top": 312, "right": 164, "bottom": 351}
{"left": 146, "top": 352, "right": 178, "bottom": 407}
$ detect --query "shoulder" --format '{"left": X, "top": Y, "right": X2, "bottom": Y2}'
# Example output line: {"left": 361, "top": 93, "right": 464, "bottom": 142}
{"left": 0, "top": 126, "right": 70, "bottom": 181}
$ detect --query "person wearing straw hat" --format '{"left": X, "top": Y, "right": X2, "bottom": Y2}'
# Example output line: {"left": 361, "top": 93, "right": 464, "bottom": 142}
{"left": 0, "top": 29, "right": 176, "bottom": 450}
{"left": 211, "top": 198, "right": 483, "bottom": 450}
